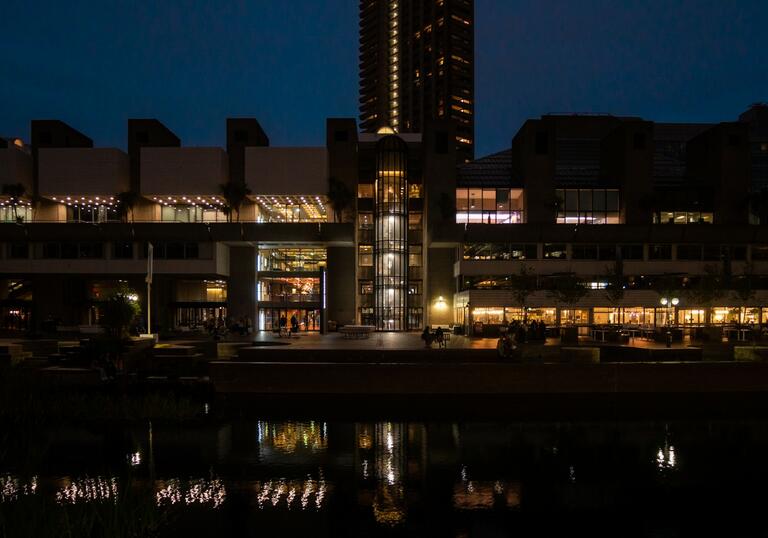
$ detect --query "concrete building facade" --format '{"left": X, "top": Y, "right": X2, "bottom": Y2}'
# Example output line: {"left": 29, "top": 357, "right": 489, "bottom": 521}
{"left": 1, "top": 105, "right": 768, "bottom": 338}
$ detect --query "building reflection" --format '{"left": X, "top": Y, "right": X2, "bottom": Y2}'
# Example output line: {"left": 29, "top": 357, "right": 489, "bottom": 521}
{"left": 257, "top": 421, "right": 328, "bottom": 455}
{"left": 253, "top": 471, "right": 327, "bottom": 511}
{"left": 1, "top": 474, "right": 38, "bottom": 503}
{"left": 155, "top": 477, "right": 226, "bottom": 509}
{"left": 454, "top": 467, "right": 520, "bottom": 510}
{"left": 55, "top": 476, "right": 118, "bottom": 504}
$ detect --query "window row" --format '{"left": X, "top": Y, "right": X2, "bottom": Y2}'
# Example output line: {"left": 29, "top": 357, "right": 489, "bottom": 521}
{"left": 456, "top": 188, "right": 524, "bottom": 225}
{"left": 460, "top": 273, "right": 767, "bottom": 291}
{"left": 358, "top": 244, "right": 423, "bottom": 267}
{"left": 462, "top": 243, "right": 752, "bottom": 261}
{"left": 555, "top": 188, "right": 620, "bottom": 224}
{"left": 653, "top": 211, "right": 714, "bottom": 225}
{"left": 359, "top": 280, "right": 422, "bottom": 296}
{"left": 4, "top": 242, "right": 203, "bottom": 260}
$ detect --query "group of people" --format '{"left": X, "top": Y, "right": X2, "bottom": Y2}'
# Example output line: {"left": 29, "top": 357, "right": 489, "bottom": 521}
{"left": 501, "top": 319, "right": 547, "bottom": 344}
{"left": 421, "top": 326, "right": 446, "bottom": 348}
{"left": 205, "top": 316, "right": 251, "bottom": 339}
{"left": 278, "top": 314, "right": 301, "bottom": 336}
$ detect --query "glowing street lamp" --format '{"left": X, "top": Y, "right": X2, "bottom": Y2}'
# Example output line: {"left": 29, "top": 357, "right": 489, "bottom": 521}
{"left": 660, "top": 297, "right": 679, "bottom": 347}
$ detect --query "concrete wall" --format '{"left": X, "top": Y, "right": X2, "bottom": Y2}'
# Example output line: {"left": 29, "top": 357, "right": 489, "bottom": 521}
{"left": 228, "top": 246, "right": 256, "bottom": 323}
{"left": 427, "top": 246, "right": 456, "bottom": 326}
{"left": 327, "top": 246, "right": 356, "bottom": 325}
{"left": 0, "top": 147, "right": 33, "bottom": 191}
{"left": 38, "top": 148, "right": 129, "bottom": 195}
{"left": 141, "top": 147, "right": 229, "bottom": 195}
{"left": 245, "top": 147, "right": 328, "bottom": 195}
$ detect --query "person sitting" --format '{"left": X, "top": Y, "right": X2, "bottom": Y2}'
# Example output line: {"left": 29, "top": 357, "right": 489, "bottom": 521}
{"left": 434, "top": 327, "right": 445, "bottom": 348}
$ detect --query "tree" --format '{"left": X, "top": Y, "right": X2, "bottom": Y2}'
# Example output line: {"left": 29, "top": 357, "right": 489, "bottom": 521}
{"left": 102, "top": 287, "right": 141, "bottom": 339}
{"left": 2, "top": 183, "right": 27, "bottom": 222}
{"left": 508, "top": 265, "right": 537, "bottom": 321}
{"left": 220, "top": 181, "right": 251, "bottom": 222}
{"left": 604, "top": 262, "right": 625, "bottom": 321}
{"left": 547, "top": 272, "right": 588, "bottom": 323}
{"left": 733, "top": 263, "right": 757, "bottom": 321}
{"left": 97, "top": 286, "right": 141, "bottom": 379}
{"left": 682, "top": 264, "right": 725, "bottom": 324}
{"left": 327, "top": 177, "right": 354, "bottom": 223}
{"left": 115, "top": 190, "right": 140, "bottom": 223}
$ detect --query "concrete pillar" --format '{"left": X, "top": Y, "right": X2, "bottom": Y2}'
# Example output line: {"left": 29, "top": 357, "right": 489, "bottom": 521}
{"left": 426, "top": 247, "right": 455, "bottom": 327}
{"left": 228, "top": 246, "right": 257, "bottom": 325}
{"left": 327, "top": 246, "right": 355, "bottom": 326}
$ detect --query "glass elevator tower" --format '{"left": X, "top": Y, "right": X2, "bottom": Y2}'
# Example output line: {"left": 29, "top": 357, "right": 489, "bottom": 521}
{"left": 374, "top": 136, "right": 408, "bottom": 330}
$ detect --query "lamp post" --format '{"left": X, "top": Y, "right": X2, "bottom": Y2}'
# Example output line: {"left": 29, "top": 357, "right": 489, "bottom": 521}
{"left": 660, "top": 297, "right": 679, "bottom": 347}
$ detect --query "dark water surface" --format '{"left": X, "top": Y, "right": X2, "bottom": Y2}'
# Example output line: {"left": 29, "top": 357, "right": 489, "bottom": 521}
{"left": 3, "top": 412, "right": 768, "bottom": 537}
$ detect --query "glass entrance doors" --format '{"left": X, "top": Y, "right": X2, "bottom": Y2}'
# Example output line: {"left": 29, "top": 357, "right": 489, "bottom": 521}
{"left": 259, "top": 308, "right": 321, "bottom": 332}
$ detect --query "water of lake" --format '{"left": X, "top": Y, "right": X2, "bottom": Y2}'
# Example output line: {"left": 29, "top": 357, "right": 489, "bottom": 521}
{"left": 3, "top": 416, "right": 768, "bottom": 536}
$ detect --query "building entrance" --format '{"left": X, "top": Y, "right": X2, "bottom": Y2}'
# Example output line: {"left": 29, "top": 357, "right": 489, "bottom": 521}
{"left": 258, "top": 308, "right": 320, "bottom": 332}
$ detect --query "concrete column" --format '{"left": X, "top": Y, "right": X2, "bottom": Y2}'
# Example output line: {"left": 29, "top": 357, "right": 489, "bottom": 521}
{"left": 426, "top": 247, "right": 456, "bottom": 327}
{"left": 228, "top": 246, "right": 257, "bottom": 325}
{"left": 327, "top": 246, "right": 355, "bottom": 326}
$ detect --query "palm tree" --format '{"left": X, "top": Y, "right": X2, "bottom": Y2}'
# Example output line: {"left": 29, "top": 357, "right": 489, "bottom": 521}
{"left": 327, "top": 177, "right": 354, "bottom": 223}
{"left": 509, "top": 264, "right": 537, "bottom": 321}
{"left": 2, "top": 183, "right": 26, "bottom": 222}
{"left": 115, "top": 190, "right": 140, "bottom": 223}
{"left": 604, "top": 262, "right": 625, "bottom": 322}
{"left": 220, "top": 181, "right": 251, "bottom": 222}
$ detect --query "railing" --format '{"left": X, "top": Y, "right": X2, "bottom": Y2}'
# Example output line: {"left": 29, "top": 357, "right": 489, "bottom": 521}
{"left": 258, "top": 294, "right": 320, "bottom": 303}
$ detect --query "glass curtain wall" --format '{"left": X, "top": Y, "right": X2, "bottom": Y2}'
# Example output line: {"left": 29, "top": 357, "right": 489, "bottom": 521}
{"left": 374, "top": 136, "right": 408, "bottom": 331}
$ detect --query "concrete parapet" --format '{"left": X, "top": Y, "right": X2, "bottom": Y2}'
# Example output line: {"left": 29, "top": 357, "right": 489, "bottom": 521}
{"left": 563, "top": 347, "right": 600, "bottom": 364}
{"left": 734, "top": 346, "right": 768, "bottom": 362}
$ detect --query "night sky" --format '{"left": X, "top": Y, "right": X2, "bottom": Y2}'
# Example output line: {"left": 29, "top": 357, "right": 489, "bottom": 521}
{"left": 2, "top": 0, "right": 766, "bottom": 158}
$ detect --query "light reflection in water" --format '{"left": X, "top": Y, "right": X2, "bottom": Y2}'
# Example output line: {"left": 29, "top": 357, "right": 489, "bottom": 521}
{"left": 156, "top": 477, "right": 227, "bottom": 509}
{"left": 55, "top": 476, "right": 118, "bottom": 504}
{"left": 127, "top": 451, "right": 141, "bottom": 467}
{"left": 257, "top": 421, "right": 328, "bottom": 454}
{"left": 456, "top": 467, "right": 521, "bottom": 510}
{"left": 254, "top": 472, "right": 327, "bottom": 510}
{"left": 1, "top": 475, "right": 38, "bottom": 503}
{"left": 657, "top": 444, "right": 677, "bottom": 471}
{"left": 372, "top": 422, "right": 406, "bottom": 526}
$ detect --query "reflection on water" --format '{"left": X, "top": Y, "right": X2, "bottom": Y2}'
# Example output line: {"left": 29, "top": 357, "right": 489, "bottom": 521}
{"left": 1, "top": 474, "right": 37, "bottom": 502}
{"left": 371, "top": 422, "right": 406, "bottom": 526}
{"left": 156, "top": 477, "right": 226, "bottom": 509}
{"left": 3, "top": 418, "right": 768, "bottom": 535}
{"left": 455, "top": 466, "right": 520, "bottom": 510}
{"left": 55, "top": 476, "right": 118, "bottom": 504}
{"left": 254, "top": 472, "right": 327, "bottom": 510}
{"left": 257, "top": 420, "right": 327, "bottom": 454}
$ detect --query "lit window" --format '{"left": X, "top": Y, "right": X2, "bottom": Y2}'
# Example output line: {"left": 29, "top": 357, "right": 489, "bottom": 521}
{"left": 555, "top": 189, "right": 620, "bottom": 224}
{"left": 456, "top": 188, "right": 524, "bottom": 224}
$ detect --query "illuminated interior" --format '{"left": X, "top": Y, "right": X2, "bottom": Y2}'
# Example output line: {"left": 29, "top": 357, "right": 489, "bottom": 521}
{"left": 257, "top": 276, "right": 320, "bottom": 302}
{"left": 151, "top": 195, "right": 227, "bottom": 222}
{"left": 0, "top": 196, "right": 32, "bottom": 222}
{"left": 257, "top": 248, "right": 327, "bottom": 272}
{"left": 50, "top": 195, "right": 121, "bottom": 222}
{"left": 374, "top": 136, "right": 408, "bottom": 330}
{"left": 456, "top": 188, "right": 524, "bottom": 224}
{"left": 555, "top": 188, "right": 620, "bottom": 224}
{"left": 252, "top": 195, "right": 328, "bottom": 222}
{"left": 655, "top": 211, "right": 714, "bottom": 224}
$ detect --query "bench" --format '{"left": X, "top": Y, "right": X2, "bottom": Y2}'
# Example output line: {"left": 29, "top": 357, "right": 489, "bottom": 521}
{"left": 339, "top": 325, "right": 375, "bottom": 339}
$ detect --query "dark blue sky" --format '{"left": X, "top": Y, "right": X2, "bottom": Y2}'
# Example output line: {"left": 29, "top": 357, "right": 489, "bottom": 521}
{"left": 2, "top": 0, "right": 766, "bottom": 157}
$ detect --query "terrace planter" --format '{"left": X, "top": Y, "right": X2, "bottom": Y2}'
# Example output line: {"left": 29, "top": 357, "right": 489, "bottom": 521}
{"left": 560, "top": 327, "right": 579, "bottom": 344}
{"left": 734, "top": 346, "right": 768, "bottom": 362}
{"left": 561, "top": 347, "right": 600, "bottom": 364}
